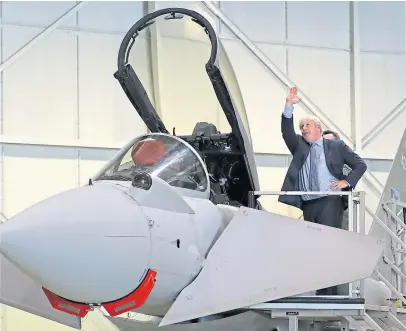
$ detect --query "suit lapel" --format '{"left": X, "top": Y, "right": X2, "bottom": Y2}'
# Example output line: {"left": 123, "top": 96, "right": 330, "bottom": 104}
{"left": 323, "top": 138, "right": 328, "bottom": 158}
{"left": 300, "top": 139, "right": 311, "bottom": 168}
{"left": 323, "top": 139, "right": 333, "bottom": 170}
{"left": 323, "top": 139, "right": 342, "bottom": 177}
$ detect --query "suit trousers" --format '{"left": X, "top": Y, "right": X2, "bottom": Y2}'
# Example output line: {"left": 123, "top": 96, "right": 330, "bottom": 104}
{"left": 301, "top": 196, "right": 345, "bottom": 295}
{"left": 302, "top": 196, "right": 344, "bottom": 228}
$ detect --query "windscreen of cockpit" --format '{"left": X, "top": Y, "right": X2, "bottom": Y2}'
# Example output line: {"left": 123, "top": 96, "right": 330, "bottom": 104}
{"left": 95, "top": 134, "right": 208, "bottom": 192}
{"left": 125, "top": 11, "right": 251, "bottom": 140}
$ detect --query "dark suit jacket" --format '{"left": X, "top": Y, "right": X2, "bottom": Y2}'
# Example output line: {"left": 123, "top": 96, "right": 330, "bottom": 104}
{"left": 278, "top": 114, "right": 367, "bottom": 210}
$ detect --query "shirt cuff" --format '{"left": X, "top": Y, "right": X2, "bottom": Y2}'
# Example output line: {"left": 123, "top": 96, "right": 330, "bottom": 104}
{"left": 283, "top": 105, "right": 294, "bottom": 118}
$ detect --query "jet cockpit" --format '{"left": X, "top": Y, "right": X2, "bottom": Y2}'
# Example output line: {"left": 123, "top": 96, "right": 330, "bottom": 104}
{"left": 107, "top": 7, "right": 261, "bottom": 208}
{"left": 95, "top": 133, "right": 210, "bottom": 199}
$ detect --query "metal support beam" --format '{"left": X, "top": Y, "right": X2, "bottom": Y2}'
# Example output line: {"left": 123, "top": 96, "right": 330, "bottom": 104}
{"left": 146, "top": 1, "right": 163, "bottom": 121}
{"left": 202, "top": 1, "right": 383, "bottom": 196}
{"left": 364, "top": 171, "right": 384, "bottom": 194}
{"left": 202, "top": 1, "right": 354, "bottom": 147}
{"left": 349, "top": 2, "right": 362, "bottom": 153}
{"left": 0, "top": 1, "right": 87, "bottom": 73}
{"left": 362, "top": 97, "right": 406, "bottom": 149}
{"left": 388, "top": 311, "right": 406, "bottom": 330}
{"left": 361, "top": 313, "right": 385, "bottom": 331}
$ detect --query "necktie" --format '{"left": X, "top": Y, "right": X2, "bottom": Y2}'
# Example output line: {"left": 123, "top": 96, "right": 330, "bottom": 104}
{"left": 309, "top": 144, "right": 319, "bottom": 191}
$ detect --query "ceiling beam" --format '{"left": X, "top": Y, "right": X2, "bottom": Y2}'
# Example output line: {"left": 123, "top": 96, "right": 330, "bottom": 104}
{"left": 361, "top": 97, "right": 406, "bottom": 149}
{"left": 0, "top": 1, "right": 87, "bottom": 73}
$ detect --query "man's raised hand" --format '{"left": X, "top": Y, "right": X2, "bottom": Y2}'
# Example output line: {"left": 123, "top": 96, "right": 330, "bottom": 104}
{"left": 286, "top": 87, "right": 301, "bottom": 107}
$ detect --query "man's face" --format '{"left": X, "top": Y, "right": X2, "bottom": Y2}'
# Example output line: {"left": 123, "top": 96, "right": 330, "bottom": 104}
{"left": 300, "top": 119, "right": 321, "bottom": 143}
{"left": 323, "top": 133, "right": 336, "bottom": 140}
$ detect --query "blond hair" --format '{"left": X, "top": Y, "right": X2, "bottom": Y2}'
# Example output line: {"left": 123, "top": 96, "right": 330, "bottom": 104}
{"left": 299, "top": 116, "right": 322, "bottom": 132}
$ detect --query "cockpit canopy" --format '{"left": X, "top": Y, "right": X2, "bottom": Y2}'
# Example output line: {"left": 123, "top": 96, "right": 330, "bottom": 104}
{"left": 94, "top": 133, "right": 209, "bottom": 195}
{"left": 114, "top": 7, "right": 260, "bottom": 195}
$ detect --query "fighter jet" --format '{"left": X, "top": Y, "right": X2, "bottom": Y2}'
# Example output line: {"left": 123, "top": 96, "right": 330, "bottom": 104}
{"left": 0, "top": 7, "right": 384, "bottom": 331}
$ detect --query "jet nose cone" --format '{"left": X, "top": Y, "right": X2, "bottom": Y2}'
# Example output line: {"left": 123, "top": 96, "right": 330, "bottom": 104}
{"left": 0, "top": 183, "right": 151, "bottom": 304}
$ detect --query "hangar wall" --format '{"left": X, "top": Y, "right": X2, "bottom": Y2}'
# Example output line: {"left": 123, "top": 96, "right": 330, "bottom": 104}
{"left": 0, "top": 1, "right": 404, "bottom": 330}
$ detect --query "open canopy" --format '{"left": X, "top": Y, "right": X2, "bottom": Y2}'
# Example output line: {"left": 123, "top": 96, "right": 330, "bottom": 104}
{"left": 95, "top": 133, "right": 209, "bottom": 195}
{"left": 114, "top": 7, "right": 260, "bottom": 192}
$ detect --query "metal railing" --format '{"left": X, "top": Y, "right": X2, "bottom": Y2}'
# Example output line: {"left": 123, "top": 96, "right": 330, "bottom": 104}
{"left": 247, "top": 190, "right": 365, "bottom": 298}
{"left": 371, "top": 200, "right": 406, "bottom": 308}
{"left": 202, "top": 1, "right": 384, "bottom": 197}
{"left": 248, "top": 189, "right": 406, "bottom": 309}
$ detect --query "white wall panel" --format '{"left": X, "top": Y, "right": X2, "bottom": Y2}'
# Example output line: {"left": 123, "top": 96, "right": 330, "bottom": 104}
{"left": 359, "top": 1, "right": 405, "bottom": 53}
{"left": 220, "top": 1, "right": 286, "bottom": 43}
{"left": 287, "top": 1, "right": 350, "bottom": 50}
{"left": 257, "top": 166, "right": 302, "bottom": 218}
{"left": 157, "top": 35, "right": 223, "bottom": 135}
{"left": 78, "top": 32, "right": 147, "bottom": 146}
{"left": 151, "top": 1, "right": 225, "bottom": 135}
{"left": 155, "top": 0, "right": 219, "bottom": 26}
{"left": 371, "top": 171, "right": 389, "bottom": 189}
{"left": 77, "top": 1, "right": 144, "bottom": 33}
{"left": 1, "top": 25, "right": 41, "bottom": 59}
{"left": 2, "top": 27, "right": 77, "bottom": 141}
{"left": 79, "top": 149, "right": 117, "bottom": 186}
{"left": 288, "top": 47, "right": 352, "bottom": 136}
{"left": 221, "top": 39, "right": 290, "bottom": 153}
{"left": 2, "top": 146, "right": 78, "bottom": 218}
{"left": 360, "top": 53, "right": 406, "bottom": 159}
{"left": 1, "top": 1, "right": 76, "bottom": 28}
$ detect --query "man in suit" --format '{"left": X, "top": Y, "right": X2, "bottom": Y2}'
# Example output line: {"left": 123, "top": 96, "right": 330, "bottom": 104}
{"left": 279, "top": 87, "right": 366, "bottom": 224}
{"left": 278, "top": 87, "right": 367, "bottom": 294}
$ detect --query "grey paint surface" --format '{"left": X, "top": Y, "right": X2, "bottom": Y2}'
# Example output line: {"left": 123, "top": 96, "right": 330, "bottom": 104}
{"left": 0, "top": 254, "right": 81, "bottom": 329}
{"left": 160, "top": 207, "right": 384, "bottom": 326}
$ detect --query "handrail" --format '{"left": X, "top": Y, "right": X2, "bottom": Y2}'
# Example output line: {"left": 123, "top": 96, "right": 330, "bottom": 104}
{"left": 382, "top": 204, "right": 406, "bottom": 232}
{"left": 248, "top": 189, "right": 359, "bottom": 298}
{"left": 252, "top": 190, "right": 406, "bottom": 308}
{"left": 249, "top": 190, "right": 357, "bottom": 231}
{"left": 367, "top": 208, "right": 406, "bottom": 251}
{"left": 367, "top": 201, "right": 406, "bottom": 307}
{"left": 253, "top": 190, "right": 352, "bottom": 196}
{"left": 0, "top": 2, "right": 87, "bottom": 74}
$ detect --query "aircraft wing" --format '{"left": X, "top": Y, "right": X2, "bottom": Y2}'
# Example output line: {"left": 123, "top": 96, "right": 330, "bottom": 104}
{"left": 160, "top": 207, "right": 384, "bottom": 326}
{"left": 0, "top": 254, "right": 81, "bottom": 329}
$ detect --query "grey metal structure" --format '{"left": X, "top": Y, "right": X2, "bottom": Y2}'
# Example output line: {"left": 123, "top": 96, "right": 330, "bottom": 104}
{"left": 242, "top": 128, "right": 406, "bottom": 331}
{"left": 246, "top": 188, "right": 406, "bottom": 331}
